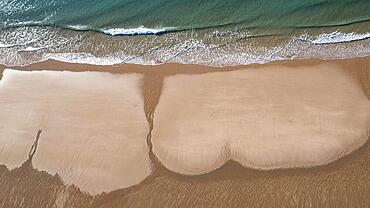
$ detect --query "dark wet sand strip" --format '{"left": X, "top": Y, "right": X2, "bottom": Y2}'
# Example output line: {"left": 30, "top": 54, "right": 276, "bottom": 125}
{"left": 0, "top": 57, "right": 369, "bottom": 207}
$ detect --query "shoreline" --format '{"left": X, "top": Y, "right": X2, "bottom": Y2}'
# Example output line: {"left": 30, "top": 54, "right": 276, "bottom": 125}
{"left": 1, "top": 23, "right": 370, "bottom": 67}
{"left": 0, "top": 56, "right": 369, "bottom": 207}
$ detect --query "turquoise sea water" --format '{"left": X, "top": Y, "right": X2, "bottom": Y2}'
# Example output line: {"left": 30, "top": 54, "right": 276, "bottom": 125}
{"left": 0, "top": 0, "right": 369, "bottom": 66}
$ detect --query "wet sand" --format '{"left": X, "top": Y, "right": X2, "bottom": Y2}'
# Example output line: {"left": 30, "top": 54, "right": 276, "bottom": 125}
{"left": 0, "top": 57, "right": 369, "bottom": 207}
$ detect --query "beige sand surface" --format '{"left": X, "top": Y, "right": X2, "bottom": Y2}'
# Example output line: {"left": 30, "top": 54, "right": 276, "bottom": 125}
{"left": 152, "top": 63, "right": 370, "bottom": 175}
{"left": 0, "top": 69, "right": 151, "bottom": 194}
{"left": 0, "top": 57, "right": 369, "bottom": 207}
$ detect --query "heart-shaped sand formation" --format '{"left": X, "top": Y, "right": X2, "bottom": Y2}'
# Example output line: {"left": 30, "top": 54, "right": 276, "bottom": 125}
{"left": 0, "top": 64, "right": 369, "bottom": 192}
{"left": 152, "top": 64, "right": 370, "bottom": 175}
{"left": 0, "top": 69, "right": 151, "bottom": 194}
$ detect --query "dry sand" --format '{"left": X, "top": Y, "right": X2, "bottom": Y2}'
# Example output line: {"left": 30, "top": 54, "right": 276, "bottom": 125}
{"left": 152, "top": 63, "right": 370, "bottom": 175}
{"left": 0, "top": 69, "right": 151, "bottom": 194}
{"left": 0, "top": 57, "right": 369, "bottom": 207}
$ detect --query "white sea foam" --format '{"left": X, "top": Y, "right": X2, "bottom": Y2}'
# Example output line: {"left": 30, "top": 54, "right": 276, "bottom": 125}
{"left": 41, "top": 53, "right": 124, "bottom": 65}
{"left": 66, "top": 25, "right": 90, "bottom": 30}
{"left": 298, "top": 31, "right": 370, "bottom": 44}
{"left": 20, "top": 46, "right": 45, "bottom": 52}
{"left": 103, "top": 26, "right": 169, "bottom": 36}
{"left": 0, "top": 43, "right": 18, "bottom": 48}
{"left": 0, "top": 26, "right": 369, "bottom": 67}
{"left": 7, "top": 20, "right": 46, "bottom": 27}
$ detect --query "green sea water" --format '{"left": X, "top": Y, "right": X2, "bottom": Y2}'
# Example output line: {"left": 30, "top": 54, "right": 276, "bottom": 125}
{"left": 0, "top": 0, "right": 369, "bottom": 65}
{"left": 1, "top": 0, "right": 370, "bottom": 33}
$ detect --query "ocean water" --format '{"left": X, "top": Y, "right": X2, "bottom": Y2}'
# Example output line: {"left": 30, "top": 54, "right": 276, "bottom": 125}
{"left": 0, "top": 0, "right": 369, "bottom": 66}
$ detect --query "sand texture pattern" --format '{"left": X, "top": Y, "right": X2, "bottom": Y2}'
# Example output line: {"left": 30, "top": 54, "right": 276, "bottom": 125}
{"left": 0, "top": 57, "right": 369, "bottom": 207}
{"left": 152, "top": 64, "right": 370, "bottom": 175}
{"left": 0, "top": 69, "right": 151, "bottom": 194}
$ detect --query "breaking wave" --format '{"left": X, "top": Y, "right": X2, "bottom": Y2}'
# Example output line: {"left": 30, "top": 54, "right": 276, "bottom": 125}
{"left": 298, "top": 32, "right": 370, "bottom": 44}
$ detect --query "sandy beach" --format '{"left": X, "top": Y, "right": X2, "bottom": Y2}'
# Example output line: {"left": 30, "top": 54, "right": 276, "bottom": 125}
{"left": 0, "top": 57, "right": 369, "bottom": 207}
{"left": 152, "top": 63, "right": 370, "bottom": 175}
{"left": 0, "top": 70, "right": 151, "bottom": 194}
{"left": 1, "top": 1, "right": 370, "bottom": 207}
